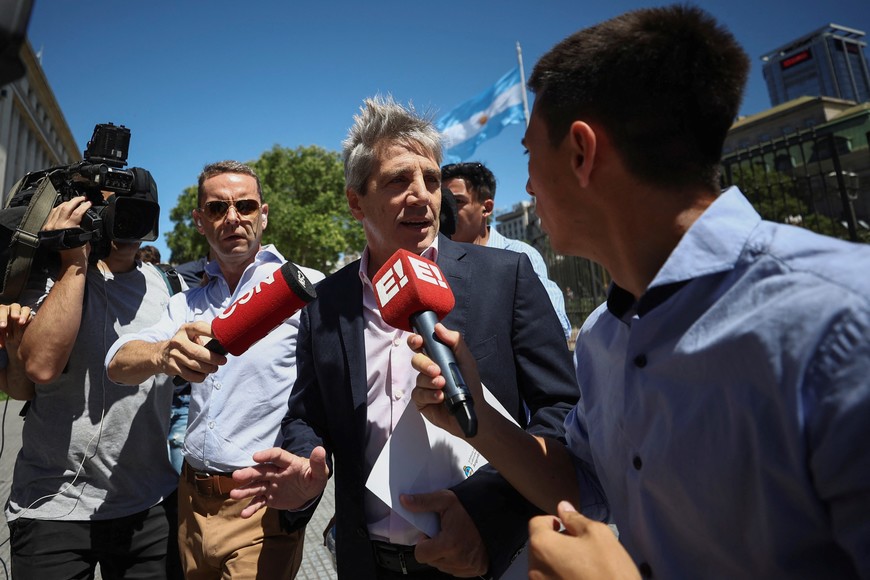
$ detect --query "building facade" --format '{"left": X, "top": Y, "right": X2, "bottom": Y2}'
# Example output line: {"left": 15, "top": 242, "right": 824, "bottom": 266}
{"left": 762, "top": 24, "right": 870, "bottom": 107}
{"left": 0, "top": 41, "right": 79, "bottom": 203}
{"left": 494, "top": 200, "right": 535, "bottom": 241}
{"left": 721, "top": 98, "right": 870, "bottom": 243}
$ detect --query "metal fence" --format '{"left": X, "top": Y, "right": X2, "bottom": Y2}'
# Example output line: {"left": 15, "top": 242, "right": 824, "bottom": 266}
{"left": 530, "top": 235, "right": 610, "bottom": 336}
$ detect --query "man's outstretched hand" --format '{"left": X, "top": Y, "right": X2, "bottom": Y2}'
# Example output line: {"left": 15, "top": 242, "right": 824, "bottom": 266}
{"left": 231, "top": 446, "right": 330, "bottom": 518}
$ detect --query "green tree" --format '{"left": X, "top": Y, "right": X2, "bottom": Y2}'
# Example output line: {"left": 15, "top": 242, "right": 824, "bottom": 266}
{"left": 165, "top": 185, "right": 208, "bottom": 264}
{"left": 254, "top": 145, "right": 366, "bottom": 271}
{"left": 165, "top": 145, "right": 366, "bottom": 271}
{"left": 726, "top": 164, "right": 845, "bottom": 239}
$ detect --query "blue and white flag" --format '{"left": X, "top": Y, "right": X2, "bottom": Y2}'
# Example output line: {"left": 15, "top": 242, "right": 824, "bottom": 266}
{"left": 436, "top": 67, "right": 526, "bottom": 163}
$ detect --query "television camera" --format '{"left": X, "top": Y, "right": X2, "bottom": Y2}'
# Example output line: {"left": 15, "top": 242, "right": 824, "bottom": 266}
{"left": 7, "top": 122, "right": 160, "bottom": 259}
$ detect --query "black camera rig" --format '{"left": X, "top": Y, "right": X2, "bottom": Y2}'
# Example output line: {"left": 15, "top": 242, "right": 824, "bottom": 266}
{"left": 8, "top": 122, "right": 160, "bottom": 257}
{"left": 1, "top": 123, "right": 160, "bottom": 302}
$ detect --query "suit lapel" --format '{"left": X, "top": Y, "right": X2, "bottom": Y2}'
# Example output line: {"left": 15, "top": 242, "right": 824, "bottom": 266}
{"left": 329, "top": 265, "right": 368, "bottom": 411}
{"left": 437, "top": 236, "right": 471, "bottom": 334}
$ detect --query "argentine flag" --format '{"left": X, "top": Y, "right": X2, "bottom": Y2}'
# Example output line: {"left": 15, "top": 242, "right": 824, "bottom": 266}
{"left": 436, "top": 67, "right": 525, "bottom": 163}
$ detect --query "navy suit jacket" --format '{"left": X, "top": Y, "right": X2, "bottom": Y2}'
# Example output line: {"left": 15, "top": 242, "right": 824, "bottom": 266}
{"left": 282, "top": 235, "right": 579, "bottom": 579}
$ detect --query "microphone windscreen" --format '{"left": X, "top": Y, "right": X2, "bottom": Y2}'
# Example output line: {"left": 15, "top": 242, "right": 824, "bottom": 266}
{"left": 211, "top": 261, "right": 317, "bottom": 356}
{"left": 373, "top": 249, "right": 454, "bottom": 332}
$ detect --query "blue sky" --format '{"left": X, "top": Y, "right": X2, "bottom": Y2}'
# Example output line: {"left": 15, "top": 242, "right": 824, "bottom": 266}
{"left": 25, "top": 0, "right": 870, "bottom": 263}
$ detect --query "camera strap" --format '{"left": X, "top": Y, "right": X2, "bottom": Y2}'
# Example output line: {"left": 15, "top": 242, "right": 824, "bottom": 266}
{"left": 38, "top": 227, "right": 94, "bottom": 252}
{"left": 1, "top": 176, "right": 60, "bottom": 303}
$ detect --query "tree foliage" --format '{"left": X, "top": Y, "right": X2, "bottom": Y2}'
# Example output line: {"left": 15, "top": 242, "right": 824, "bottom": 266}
{"left": 726, "top": 164, "right": 853, "bottom": 240}
{"left": 165, "top": 145, "right": 366, "bottom": 272}
{"left": 165, "top": 184, "right": 208, "bottom": 264}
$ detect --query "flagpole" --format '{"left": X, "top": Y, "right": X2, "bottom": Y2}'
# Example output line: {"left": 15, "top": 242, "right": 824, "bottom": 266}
{"left": 516, "top": 41, "right": 530, "bottom": 127}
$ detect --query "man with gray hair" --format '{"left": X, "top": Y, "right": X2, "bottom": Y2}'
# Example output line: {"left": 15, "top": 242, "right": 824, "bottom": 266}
{"left": 230, "top": 96, "right": 579, "bottom": 579}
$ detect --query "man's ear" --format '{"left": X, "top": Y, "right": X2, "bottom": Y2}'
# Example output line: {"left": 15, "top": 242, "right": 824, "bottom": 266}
{"left": 346, "top": 188, "right": 364, "bottom": 221}
{"left": 192, "top": 209, "right": 204, "bottom": 232}
{"left": 260, "top": 203, "right": 268, "bottom": 230}
{"left": 482, "top": 198, "right": 494, "bottom": 217}
{"left": 569, "top": 121, "right": 597, "bottom": 188}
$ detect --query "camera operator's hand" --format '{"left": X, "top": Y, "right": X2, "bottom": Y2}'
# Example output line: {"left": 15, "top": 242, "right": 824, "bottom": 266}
{"left": 41, "top": 196, "right": 93, "bottom": 262}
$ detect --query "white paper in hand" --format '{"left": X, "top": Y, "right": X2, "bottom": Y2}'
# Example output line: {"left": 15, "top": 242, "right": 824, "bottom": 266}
{"left": 365, "top": 385, "right": 519, "bottom": 537}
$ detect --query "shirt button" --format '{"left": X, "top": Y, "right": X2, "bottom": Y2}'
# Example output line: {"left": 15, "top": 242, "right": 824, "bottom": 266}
{"left": 633, "top": 455, "right": 643, "bottom": 470}
{"left": 639, "top": 562, "right": 653, "bottom": 577}
{"left": 393, "top": 338, "right": 401, "bottom": 347}
{"left": 633, "top": 354, "right": 647, "bottom": 368}
{"left": 208, "top": 421, "right": 215, "bottom": 429}
{"left": 394, "top": 389, "right": 404, "bottom": 400}
{"left": 214, "top": 382, "right": 222, "bottom": 390}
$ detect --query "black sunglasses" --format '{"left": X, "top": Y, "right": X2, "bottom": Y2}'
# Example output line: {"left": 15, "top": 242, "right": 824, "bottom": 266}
{"left": 199, "top": 199, "right": 261, "bottom": 221}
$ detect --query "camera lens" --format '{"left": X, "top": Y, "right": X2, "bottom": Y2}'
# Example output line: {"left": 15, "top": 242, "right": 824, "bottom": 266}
{"left": 109, "top": 197, "right": 160, "bottom": 241}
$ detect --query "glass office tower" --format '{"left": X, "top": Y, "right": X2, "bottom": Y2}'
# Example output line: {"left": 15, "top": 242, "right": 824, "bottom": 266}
{"left": 762, "top": 24, "right": 870, "bottom": 107}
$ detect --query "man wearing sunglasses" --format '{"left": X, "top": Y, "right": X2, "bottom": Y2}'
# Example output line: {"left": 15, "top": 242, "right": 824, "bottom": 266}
{"left": 106, "top": 160, "right": 325, "bottom": 579}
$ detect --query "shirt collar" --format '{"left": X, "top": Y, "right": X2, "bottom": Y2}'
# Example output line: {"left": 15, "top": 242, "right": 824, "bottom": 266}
{"left": 203, "top": 244, "right": 285, "bottom": 282}
{"left": 649, "top": 187, "right": 760, "bottom": 289}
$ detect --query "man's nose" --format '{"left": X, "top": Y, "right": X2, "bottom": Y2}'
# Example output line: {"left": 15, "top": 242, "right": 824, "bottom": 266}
{"left": 224, "top": 204, "right": 242, "bottom": 223}
{"left": 408, "top": 176, "right": 434, "bottom": 205}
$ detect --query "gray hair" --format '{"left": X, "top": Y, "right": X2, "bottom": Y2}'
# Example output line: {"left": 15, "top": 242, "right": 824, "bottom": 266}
{"left": 342, "top": 95, "right": 443, "bottom": 195}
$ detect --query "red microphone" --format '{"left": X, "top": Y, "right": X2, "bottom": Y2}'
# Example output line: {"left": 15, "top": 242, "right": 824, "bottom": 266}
{"left": 211, "top": 261, "right": 317, "bottom": 356}
{"left": 173, "top": 261, "right": 317, "bottom": 385}
{"left": 373, "top": 249, "right": 477, "bottom": 437}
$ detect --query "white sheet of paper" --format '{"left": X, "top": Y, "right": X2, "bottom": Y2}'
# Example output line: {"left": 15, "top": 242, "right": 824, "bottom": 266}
{"left": 365, "top": 384, "right": 519, "bottom": 538}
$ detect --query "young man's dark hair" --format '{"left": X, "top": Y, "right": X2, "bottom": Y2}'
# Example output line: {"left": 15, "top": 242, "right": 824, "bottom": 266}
{"left": 441, "top": 162, "right": 497, "bottom": 202}
{"left": 529, "top": 4, "right": 749, "bottom": 190}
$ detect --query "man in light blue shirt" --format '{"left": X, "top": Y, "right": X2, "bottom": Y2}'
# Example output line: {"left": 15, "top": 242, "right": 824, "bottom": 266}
{"left": 442, "top": 161, "right": 572, "bottom": 339}
{"left": 106, "top": 160, "right": 324, "bottom": 579}
{"left": 409, "top": 6, "right": 870, "bottom": 579}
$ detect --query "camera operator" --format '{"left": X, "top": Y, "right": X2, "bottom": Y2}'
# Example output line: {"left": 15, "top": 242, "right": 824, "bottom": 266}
{"left": 5, "top": 193, "right": 183, "bottom": 580}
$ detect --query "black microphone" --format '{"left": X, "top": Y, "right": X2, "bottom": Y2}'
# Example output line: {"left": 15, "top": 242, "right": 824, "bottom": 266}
{"left": 372, "top": 249, "right": 477, "bottom": 438}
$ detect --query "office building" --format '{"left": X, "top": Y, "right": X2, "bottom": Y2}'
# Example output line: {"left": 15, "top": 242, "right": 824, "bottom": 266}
{"left": 762, "top": 24, "right": 870, "bottom": 107}
{"left": 0, "top": 41, "right": 78, "bottom": 203}
{"left": 495, "top": 200, "right": 536, "bottom": 242}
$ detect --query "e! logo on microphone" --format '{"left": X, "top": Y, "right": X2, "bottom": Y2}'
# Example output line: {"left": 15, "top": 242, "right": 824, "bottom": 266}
{"left": 375, "top": 254, "right": 448, "bottom": 307}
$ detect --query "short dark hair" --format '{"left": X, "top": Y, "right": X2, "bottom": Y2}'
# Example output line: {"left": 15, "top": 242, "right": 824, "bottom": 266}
{"left": 529, "top": 4, "right": 749, "bottom": 191}
{"left": 441, "top": 162, "right": 497, "bottom": 202}
{"left": 197, "top": 160, "right": 262, "bottom": 207}
{"left": 136, "top": 245, "right": 161, "bottom": 264}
